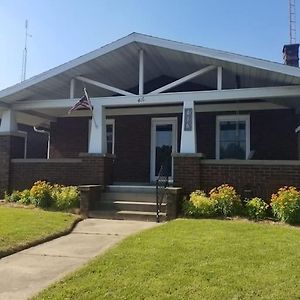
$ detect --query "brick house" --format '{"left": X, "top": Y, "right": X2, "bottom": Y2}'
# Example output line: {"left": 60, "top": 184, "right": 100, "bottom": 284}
{"left": 1, "top": 33, "right": 300, "bottom": 201}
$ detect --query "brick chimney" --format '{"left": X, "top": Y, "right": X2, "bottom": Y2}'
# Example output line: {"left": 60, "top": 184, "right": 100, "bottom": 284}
{"left": 283, "top": 44, "right": 300, "bottom": 67}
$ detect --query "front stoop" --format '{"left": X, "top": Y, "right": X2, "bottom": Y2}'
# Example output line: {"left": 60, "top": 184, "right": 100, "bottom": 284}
{"left": 90, "top": 185, "right": 167, "bottom": 222}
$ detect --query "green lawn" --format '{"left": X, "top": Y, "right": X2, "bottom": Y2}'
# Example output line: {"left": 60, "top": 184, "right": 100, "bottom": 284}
{"left": 0, "top": 206, "right": 79, "bottom": 257}
{"left": 34, "top": 219, "right": 300, "bottom": 300}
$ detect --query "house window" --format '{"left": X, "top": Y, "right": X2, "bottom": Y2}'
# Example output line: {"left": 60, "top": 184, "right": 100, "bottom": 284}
{"left": 106, "top": 120, "right": 115, "bottom": 154}
{"left": 89, "top": 119, "right": 115, "bottom": 154}
{"left": 216, "top": 115, "right": 250, "bottom": 159}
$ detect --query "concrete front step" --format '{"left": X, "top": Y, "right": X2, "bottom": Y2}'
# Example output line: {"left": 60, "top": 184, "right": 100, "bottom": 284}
{"left": 90, "top": 185, "right": 168, "bottom": 222}
{"left": 95, "top": 200, "right": 166, "bottom": 213}
{"left": 106, "top": 185, "right": 156, "bottom": 194}
{"left": 89, "top": 210, "right": 166, "bottom": 222}
{"left": 101, "top": 192, "right": 157, "bottom": 203}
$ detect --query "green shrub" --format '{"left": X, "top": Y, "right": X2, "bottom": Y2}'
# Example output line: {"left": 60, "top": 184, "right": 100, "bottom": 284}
{"left": 246, "top": 197, "right": 269, "bottom": 221}
{"left": 209, "top": 184, "right": 242, "bottom": 217}
{"left": 271, "top": 186, "right": 300, "bottom": 224}
{"left": 4, "top": 181, "right": 80, "bottom": 211}
{"left": 18, "top": 189, "right": 32, "bottom": 205}
{"left": 30, "top": 181, "right": 53, "bottom": 208}
{"left": 4, "top": 190, "right": 21, "bottom": 202}
{"left": 52, "top": 185, "right": 80, "bottom": 210}
{"left": 183, "top": 190, "right": 217, "bottom": 218}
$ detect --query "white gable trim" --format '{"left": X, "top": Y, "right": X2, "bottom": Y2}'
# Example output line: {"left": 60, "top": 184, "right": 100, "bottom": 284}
{"left": 134, "top": 34, "right": 300, "bottom": 78}
{"left": 0, "top": 34, "right": 137, "bottom": 100}
{"left": 2, "top": 33, "right": 300, "bottom": 103}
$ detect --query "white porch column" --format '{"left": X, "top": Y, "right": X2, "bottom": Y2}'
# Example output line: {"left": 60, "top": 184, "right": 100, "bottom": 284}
{"left": 139, "top": 49, "right": 144, "bottom": 95}
{"left": 88, "top": 105, "right": 107, "bottom": 153}
{"left": 217, "top": 66, "right": 222, "bottom": 90}
{"left": 70, "top": 78, "right": 75, "bottom": 98}
{"left": 180, "top": 101, "right": 196, "bottom": 153}
{"left": 0, "top": 109, "right": 18, "bottom": 132}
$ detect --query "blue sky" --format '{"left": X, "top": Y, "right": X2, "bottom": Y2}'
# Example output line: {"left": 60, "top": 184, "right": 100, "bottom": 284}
{"left": 0, "top": 0, "right": 296, "bottom": 90}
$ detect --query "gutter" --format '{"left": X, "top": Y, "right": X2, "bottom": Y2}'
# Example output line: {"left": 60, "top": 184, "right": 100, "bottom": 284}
{"left": 33, "top": 126, "right": 50, "bottom": 159}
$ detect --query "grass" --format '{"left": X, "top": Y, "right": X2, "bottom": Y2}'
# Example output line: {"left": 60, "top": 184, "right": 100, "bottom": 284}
{"left": 34, "top": 219, "right": 300, "bottom": 300}
{"left": 0, "top": 206, "right": 80, "bottom": 257}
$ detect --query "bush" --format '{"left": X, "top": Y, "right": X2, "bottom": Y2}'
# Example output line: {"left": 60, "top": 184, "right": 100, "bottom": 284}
{"left": 18, "top": 189, "right": 32, "bottom": 205}
{"left": 271, "top": 186, "right": 300, "bottom": 224}
{"left": 209, "top": 184, "right": 242, "bottom": 217}
{"left": 52, "top": 185, "right": 80, "bottom": 210}
{"left": 246, "top": 197, "right": 269, "bottom": 221}
{"left": 183, "top": 190, "right": 216, "bottom": 218}
{"left": 4, "top": 181, "right": 80, "bottom": 211}
{"left": 4, "top": 190, "right": 21, "bottom": 203}
{"left": 30, "top": 181, "right": 52, "bottom": 208}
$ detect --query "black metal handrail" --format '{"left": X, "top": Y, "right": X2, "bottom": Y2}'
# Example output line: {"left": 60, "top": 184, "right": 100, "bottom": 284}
{"left": 156, "top": 159, "right": 169, "bottom": 223}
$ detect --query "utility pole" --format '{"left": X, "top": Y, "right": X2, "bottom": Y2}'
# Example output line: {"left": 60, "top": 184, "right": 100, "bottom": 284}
{"left": 21, "top": 19, "right": 31, "bottom": 82}
{"left": 289, "top": 0, "right": 297, "bottom": 44}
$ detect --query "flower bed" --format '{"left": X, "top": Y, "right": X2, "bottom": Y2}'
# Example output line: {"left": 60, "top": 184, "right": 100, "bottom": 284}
{"left": 4, "top": 181, "right": 80, "bottom": 211}
{"left": 183, "top": 184, "right": 300, "bottom": 224}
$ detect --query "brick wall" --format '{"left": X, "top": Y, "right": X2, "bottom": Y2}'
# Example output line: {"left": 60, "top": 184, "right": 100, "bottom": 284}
{"left": 113, "top": 114, "right": 182, "bottom": 182}
{"left": 173, "top": 154, "right": 202, "bottom": 194}
{"left": 49, "top": 115, "right": 182, "bottom": 183}
{"left": 174, "top": 155, "right": 300, "bottom": 201}
{"left": 113, "top": 115, "right": 151, "bottom": 182}
{"left": 298, "top": 132, "right": 300, "bottom": 159}
{"left": 19, "top": 124, "right": 48, "bottom": 158}
{"left": 250, "top": 110, "right": 299, "bottom": 159}
{"left": 79, "top": 153, "right": 114, "bottom": 186}
{"left": 0, "top": 136, "right": 11, "bottom": 197}
{"left": 196, "top": 109, "right": 299, "bottom": 159}
{"left": 0, "top": 134, "right": 26, "bottom": 197}
{"left": 10, "top": 154, "right": 114, "bottom": 191}
{"left": 196, "top": 112, "right": 216, "bottom": 158}
{"left": 48, "top": 109, "right": 299, "bottom": 184}
{"left": 50, "top": 117, "right": 89, "bottom": 158}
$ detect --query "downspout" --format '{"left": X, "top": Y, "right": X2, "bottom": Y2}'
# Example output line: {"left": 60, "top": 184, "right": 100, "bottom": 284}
{"left": 33, "top": 126, "right": 50, "bottom": 159}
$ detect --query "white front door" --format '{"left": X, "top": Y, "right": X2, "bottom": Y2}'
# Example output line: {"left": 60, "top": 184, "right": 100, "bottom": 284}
{"left": 150, "top": 117, "right": 178, "bottom": 181}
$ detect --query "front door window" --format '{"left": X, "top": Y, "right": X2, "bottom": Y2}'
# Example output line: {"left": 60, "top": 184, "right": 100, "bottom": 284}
{"left": 151, "top": 118, "right": 177, "bottom": 181}
{"left": 155, "top": 124, "right": 173, "bottom": 176}
{"left": 106, "top": 120, "right": 114, "bottom": 154}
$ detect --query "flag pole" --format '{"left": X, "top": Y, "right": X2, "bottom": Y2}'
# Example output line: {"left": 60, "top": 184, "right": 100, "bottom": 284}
{"left": 84, "top": 88, "right": 98, "bottom": 128}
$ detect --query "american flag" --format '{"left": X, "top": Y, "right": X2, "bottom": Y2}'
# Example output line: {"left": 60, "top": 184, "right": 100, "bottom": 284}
{"left": 68, "top": 88, "right": 93, "bottom": 114}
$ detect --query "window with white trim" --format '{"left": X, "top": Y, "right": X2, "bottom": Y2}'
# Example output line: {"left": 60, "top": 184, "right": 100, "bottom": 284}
{"left": 88, "top": 119, "right": 115, "bottom": 154}
{"left": 216, "top": 115, "right": 250, "bottom": 159}
{"left": 106, "top": 119, "right": 115, "bottom": 154}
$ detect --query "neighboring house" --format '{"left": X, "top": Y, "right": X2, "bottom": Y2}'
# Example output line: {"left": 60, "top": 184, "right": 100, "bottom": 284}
{"left": 1, "top": 32, "right": 300, "bottom": 200}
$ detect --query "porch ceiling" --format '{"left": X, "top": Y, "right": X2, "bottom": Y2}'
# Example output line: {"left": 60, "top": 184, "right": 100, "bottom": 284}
{"left": 2, "top": 33, "right": 300, "bottom": 105}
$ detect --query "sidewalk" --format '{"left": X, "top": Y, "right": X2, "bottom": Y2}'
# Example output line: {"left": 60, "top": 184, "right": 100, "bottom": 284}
{"left": 0, "top": 219, "right": 158, "bottom": 300}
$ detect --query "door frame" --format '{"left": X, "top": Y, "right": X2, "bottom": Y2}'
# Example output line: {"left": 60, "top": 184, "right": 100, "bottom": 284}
{"left": 150, "top": 117, "right": 178, "bottom": 182}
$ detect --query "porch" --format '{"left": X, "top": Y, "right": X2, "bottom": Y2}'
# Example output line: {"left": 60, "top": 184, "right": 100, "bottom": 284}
{"left": 8, "top": 155, "right": 300, "bottom": 202}
{"left": 5, "top": 105, "right": 300, "bottom": 188}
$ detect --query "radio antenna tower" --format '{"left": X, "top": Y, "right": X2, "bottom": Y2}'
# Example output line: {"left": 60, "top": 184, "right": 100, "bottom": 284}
{"left": 21, "top": 19, "right": 32, "bottom": 82}
{"left": 289, "top": 0, "right": 297, "bottom": 44}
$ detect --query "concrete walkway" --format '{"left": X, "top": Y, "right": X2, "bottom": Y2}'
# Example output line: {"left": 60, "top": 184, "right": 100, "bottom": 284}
{"left": 0, "top": 219, "right": 158, "bottom": 300}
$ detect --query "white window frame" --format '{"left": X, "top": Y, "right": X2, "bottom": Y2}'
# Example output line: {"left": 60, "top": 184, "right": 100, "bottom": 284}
{"left": 19, "top": 130, "right": 28, "bottom": 158}
{"left": 150, "top": 117, "right": 178, "bottom": 181}
{"left": 216, "top": 114, "right": 250, "bottom": 160}
{"left": 88, "top": 119, "right": 115, "bottom": 154}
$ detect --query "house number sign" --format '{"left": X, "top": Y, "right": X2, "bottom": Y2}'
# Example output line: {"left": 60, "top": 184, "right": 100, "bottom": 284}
{"left": 184, "top": 108, "right": 193, "bottom": 131}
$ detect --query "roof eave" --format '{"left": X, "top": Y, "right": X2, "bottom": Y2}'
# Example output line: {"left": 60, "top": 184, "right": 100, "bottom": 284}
{"left": 2, "top": 32, "right": 300, "bottom": 103}
{"left": 134, "top": 33, "right": 300, "bottom": 78}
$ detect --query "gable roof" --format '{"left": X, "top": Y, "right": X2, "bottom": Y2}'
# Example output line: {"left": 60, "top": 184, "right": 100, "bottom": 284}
{"left": 1, "top": 32, "right": 300, "bottom": 104}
